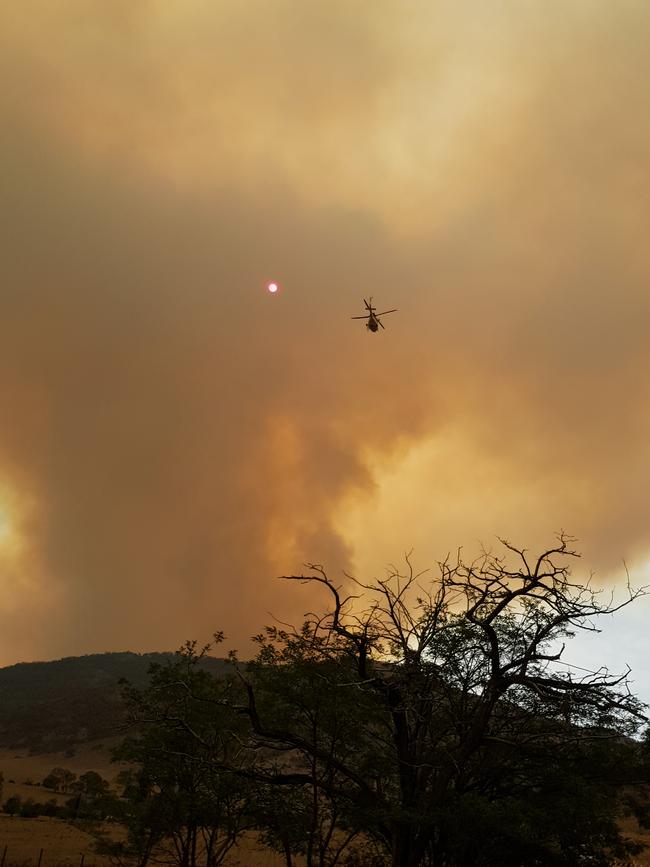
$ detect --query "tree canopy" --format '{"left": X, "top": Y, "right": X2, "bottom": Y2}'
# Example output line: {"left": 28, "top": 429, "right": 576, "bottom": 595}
{"left": 122, "top": 536, "right": 650, "bottom": 867}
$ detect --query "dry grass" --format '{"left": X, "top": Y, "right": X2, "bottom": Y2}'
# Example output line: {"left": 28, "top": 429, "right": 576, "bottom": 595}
{"left": 0, "top": 743, "right": 128, "bottom": 810}
{"left": 0, "top": 741, "right": 126, "bottom": 787}
{"left": 1, "top": 813, "right": 648, "bottom": 867}
{"left": 0, "top": 747, "right": 294, "bottom": 867}
{"left": 0, "top": 815, "right": 107, "bottom": 867}
{"left": 0, "top": 818, "right": 294, "bottom": 867}
{"left": 4, "top": 745, "right": 650, "bottom": 866}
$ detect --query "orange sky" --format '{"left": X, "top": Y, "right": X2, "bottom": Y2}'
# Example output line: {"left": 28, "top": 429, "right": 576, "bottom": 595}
{"left": 1, "top": 1, "right": 650, "bottom": 673}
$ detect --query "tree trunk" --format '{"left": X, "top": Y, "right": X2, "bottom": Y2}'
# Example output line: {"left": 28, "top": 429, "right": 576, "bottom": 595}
{"left": 190, "top": 825, "right": 198, "bottom": 867}
{"left": 282, "top": 836, "right": 293, "bottom": 867}
{"left": 392, "top": 825, "right": 419, "bottom": 867}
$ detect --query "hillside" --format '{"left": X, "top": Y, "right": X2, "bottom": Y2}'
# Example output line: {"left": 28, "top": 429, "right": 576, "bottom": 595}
{"left": 0, "top": 652, "right": 230, "bottom": 752}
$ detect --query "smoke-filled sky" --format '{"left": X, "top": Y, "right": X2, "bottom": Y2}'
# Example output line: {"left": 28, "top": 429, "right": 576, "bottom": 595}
{"left": 2, "top": 1, "right": 650, "bottom": 684}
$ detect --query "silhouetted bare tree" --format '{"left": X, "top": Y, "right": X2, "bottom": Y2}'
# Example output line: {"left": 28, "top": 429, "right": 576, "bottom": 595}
{"left": 235, "top": 534, "right": 647, "bottom": 867}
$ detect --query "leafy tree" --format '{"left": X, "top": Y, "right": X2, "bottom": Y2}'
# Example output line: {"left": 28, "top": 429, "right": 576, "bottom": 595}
{"left": 243, "top": 624, "right": 381, "bottom": 867}
{"left": 107, "top": 644, "right": 254, "bottom": 867}
{"left": 20, "top": 797, "right": 40, "bottom": 818}
{"left": 233, "top": 536, "right": 647, "bottom": 867}
{"left": 41, "top": 798, "right": 61, "bottom": 818}
{"left": 73, "top": 770, "right": 110, "bottom": 797}
{"left": 43, "top": 767, "right": 77, "bottom": 793}
{"left": 2, "top": 794, "right": 21, "bottom": 815}
{"left": 66, "top": 771, "right": 118, "bottom": 821}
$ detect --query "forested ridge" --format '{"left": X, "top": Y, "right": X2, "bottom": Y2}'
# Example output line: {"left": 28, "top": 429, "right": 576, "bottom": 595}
{"left": 0, "top": 652, "right": 228, "bottom": 751}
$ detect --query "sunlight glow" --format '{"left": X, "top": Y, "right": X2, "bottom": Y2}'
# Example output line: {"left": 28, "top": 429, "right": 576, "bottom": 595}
{"left": 267, "top": 282, "right": 278, "bottom": 293}
{"left": 0, "top": 485, "right": 26, "bottom": 557}
{"left": 0, "top": 513, "right": 8, "bottom": 543}
{"left": 0, "top": 505, "right": 13, "bottom": 547}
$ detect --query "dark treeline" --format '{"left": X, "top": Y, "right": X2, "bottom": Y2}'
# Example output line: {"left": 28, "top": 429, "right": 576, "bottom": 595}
{"left": 1, "top": 768, "right": 114, "bottom": 820}
{"left": 106, "top": 537, "right": 650, "bottom": 867}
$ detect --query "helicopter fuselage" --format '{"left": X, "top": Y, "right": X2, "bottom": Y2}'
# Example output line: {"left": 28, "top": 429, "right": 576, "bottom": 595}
{"left": 367, "top": 316, "right": 379, "bottom": 332}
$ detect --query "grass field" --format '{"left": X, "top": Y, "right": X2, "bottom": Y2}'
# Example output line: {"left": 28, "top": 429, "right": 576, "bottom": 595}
{"left": 0, "top": 816, "right": 295, "bottom": 867}
{"left": 0, "top": 744, "right": 297, "bottom": 867}
{"left": 1, "top": 814, "right": 648, "bottom": 867}
{"left": 2, "top": 745, "right": 649, "bottom": 866}
{"left": 0, "top": 815, "right": 107, "bottom": 867}
{"left": 0, "top": 743, "right": 127, "bottom": 812}
{"left": 0, "top": 742, "right": 125, "bottom": 787}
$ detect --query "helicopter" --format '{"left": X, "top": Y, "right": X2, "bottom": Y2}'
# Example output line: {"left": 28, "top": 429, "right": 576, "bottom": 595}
{"left": 351, "top": 297, "right": 398, "bottom": 332}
